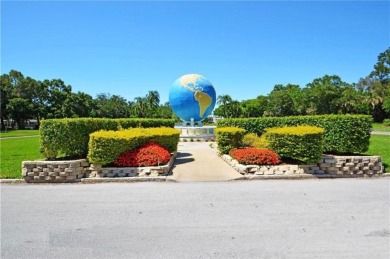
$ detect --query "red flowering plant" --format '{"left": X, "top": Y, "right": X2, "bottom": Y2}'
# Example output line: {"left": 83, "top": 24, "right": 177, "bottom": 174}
{"left": 229, "top": 147, "right": 280, "bottom": 165}
{"left": 113, "top": 142, "right": 171, "bottom": 167}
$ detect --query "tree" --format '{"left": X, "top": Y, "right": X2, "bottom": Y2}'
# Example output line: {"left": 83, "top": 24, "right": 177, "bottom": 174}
{"left": 92, "top": 93, "right": 131, "bottom": 118}
{"left": 225, "top": 100, "right": 242, "bottom": 118}
{"left": 44, "top": 79, "right": 72, "bottom": 118}
{"left": 370, "top": 47, "right": 390, "bottom": 84}
{"left": 217, "top": 94, "right": 233, "bottom": 118}
{"left": 241, "top": 97, "right": 267, "bottom": 117}
{"left": 304, "top": 75, "right": 349, "bottom": 115}
{"left": 356, "top": 48, "right": 390, "bottom": 121}
{"left": 265, "top": 90, "right": 295, "bottom": 117}
{"left": 132, "top": 97, "right": 148, "bottom": 118}
{"left": 62, "top": 92, "right": 96, "bottom": 118}
{"left": 155, "top": 102, "right": 174, "bottom": 119}
{"left": 0, "top": 74, "right": 12, "bottom": 130}
{"left": 6, "top": 98, "right": 34, "bottom": 129}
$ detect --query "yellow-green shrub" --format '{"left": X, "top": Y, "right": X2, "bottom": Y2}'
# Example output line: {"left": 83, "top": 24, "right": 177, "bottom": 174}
{"left": 253, "top": 134, "right": 269, "bottom": 149}
{"left": 242, "top": 133, "right": 259, "bottom": 147}
{"left": 215, "top": 127, "right": 246, "bottom": 154}
{"left": 88, "top": 127, "right": 180, "bottom": 165}
{"left": 266, "top": 125, "right": 324, "bottom": 164}
{"left": 40, "top": 118, "right": 175, "bottom": 159}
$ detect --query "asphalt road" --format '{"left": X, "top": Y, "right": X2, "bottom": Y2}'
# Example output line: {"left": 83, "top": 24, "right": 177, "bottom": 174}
{"left": 1, "top": 178, "right": 389, "bottom": 259}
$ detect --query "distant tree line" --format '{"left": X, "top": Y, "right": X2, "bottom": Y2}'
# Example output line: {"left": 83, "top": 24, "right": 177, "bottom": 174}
{"left": 1, "top": 47, "right": 389, "bottom": 130}
{"left": 214, "top": 47, "right": 390, "bottom": 122}
{"left": 0, "top": 71, "right": 174, "bottom": 130}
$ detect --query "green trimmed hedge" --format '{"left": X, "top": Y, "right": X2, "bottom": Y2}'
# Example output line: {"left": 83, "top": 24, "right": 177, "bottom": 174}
{"left": 217, "top": 115, "right": 372, "bottom": 154}
{"left": 215, "top": 127, "right": 246, "bottom": 154}
{"left": 88, "top": 127, "right": 180, "bottom": 165}
{"left": 40, "top": 118, "right": 176, "bottom": 159}
{"left": 266, "top": 126, "right": 324, "bottom": 164}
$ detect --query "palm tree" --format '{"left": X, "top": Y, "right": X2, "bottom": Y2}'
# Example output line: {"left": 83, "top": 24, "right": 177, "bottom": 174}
{"left": 217, "top": 94, "right": 233, "bottom": 118}
{"left": 133, "top": 97, "right": 148, "bottom": 118}
{"left": 146, "top": 91, "right": 160, "bottom": 110}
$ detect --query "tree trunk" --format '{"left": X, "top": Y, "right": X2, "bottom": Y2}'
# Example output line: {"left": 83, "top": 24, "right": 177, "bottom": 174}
{"left": 1, "top": 117, "right": 5, "bottom": 131}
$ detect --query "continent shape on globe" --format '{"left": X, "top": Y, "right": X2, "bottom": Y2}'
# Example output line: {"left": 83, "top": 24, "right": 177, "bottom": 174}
{"left": 169, "top": 74, "right": 216, "bottom": 122}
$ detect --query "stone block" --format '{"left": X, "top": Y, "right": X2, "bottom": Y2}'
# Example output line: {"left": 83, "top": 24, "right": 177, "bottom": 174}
{"left": 58, "top": 164, "right": 68, "bottom": 169}
{"left": 59, "top": 171, "right": 67, "bottom": 176}
{"left": 254, "top": 171, "right": 264, "bottom": 175}
{"left": 69, "top": 162, "right": 81, "bottom": 168}
{"left": 66, "top": 176, "right": 76, "bottom": 180}
{"left": 27, "top": 172, "right": 35, "bottom": 177}
{"left": 324, "top": 158, "right": 337, "bottom": 164}
{"left": 54, "top": 168, "right": 61, "bottom": 173}
{"left": 81, "top": 161, "right": 90, "bottom": 167}
{"left": 33, "top": 168, "right": 41, "bottom": 173}
{"left": 40, "top": 171, "right": 48, "bottom": 177}
{"left": 48, "top": 171, "right": 57, "bottom": 177}
{"left": 22, "top": 168, "right": 28, "bottom": 176}
{"left": 65, "top": 168, "right": 75, "bottom": 173}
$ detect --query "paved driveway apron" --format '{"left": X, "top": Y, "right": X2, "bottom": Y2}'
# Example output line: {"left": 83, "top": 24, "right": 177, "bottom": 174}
{"left": 170, "top": 142, "right": 242, "bottom": 182}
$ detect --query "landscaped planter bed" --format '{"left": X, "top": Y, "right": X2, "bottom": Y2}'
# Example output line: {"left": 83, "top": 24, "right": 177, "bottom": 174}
{"left": 22, "top": 152, "right": 177, "bottom": 183}
{"left": 219, "top": 152, "right": 384, "bottom": 178}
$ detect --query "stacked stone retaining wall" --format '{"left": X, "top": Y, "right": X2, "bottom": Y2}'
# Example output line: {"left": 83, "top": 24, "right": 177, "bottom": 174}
{"left": 22, "top": 153, "right": 176, "bottom": 183}
{"left": 220, "top": 154, "right": 383, "bottom": 177}
{"left": 22, "top": 159, "right": 89, "bottom": 183}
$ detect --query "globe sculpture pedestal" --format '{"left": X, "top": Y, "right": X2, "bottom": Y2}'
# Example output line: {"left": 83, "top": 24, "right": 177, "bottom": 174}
{"left": 169, "top": 74, "right": 217, "bottom": 141}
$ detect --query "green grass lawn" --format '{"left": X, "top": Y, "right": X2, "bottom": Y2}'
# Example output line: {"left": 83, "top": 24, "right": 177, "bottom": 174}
{"left": 371, "top": 123, "right": 390, "bottom": 132}
{"left": 365, "top": 135, "right": 390, "bottom": 172}
{"left": 0, "top": 136, "right": 44, "bottom": 179}
{"left": 0, "top": 129, "right": 40, "bottom": 138}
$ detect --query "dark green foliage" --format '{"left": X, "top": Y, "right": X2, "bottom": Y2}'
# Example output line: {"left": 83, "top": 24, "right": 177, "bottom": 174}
{"left": 215, "top": 127, "right": 246, "bottom": 154}
{"left": 88, "top": 127, "right": 180, "bottom": 165}
{"left": 217, "top": 115, "right": 372, "bottom": 154}
{"left": 266, "top": 126, "right": 324, "bottom": 164}
{"left": 40, "top": 118, "right": 176, "bottom": 159}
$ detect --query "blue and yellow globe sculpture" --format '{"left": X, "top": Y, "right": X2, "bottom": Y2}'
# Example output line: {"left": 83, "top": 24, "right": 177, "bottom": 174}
{"left": 169, "top": 74, "right": 216, "bottom": 126}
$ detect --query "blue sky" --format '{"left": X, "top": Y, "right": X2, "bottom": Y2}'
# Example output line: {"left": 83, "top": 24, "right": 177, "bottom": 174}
{"left": 2, "top": 1, "right": 389, "bottom": 104}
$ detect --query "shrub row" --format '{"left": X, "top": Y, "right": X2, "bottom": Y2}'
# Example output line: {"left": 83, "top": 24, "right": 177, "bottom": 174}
{"left": 217, "top": 115, "right": 372, "bottom": 154}
{"left": 229, "top": 147, "right": 280, "bottom": 165}
{"left": 113, "top": 142, "right": 171, "bottom": 167}
{"left": 266, "top": 126, "right": 324, "bottom": 164}
{"left": 88, "top": 127, "right": 180, "bottom": 165}
{"left": 40, "top": 118, "right": 175, "bottom": 159}
{"left": 215, "top": 127, "right": 246, "bottom": 154}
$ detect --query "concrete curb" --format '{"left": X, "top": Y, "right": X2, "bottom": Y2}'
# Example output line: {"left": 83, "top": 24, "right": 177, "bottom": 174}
{"left": 0, "top": 179, "right": 27, "bottom": 184}
{"left": 80, "top": 177, "right": 177, "bottom": 183}
{"left": 2, "top": 173, "right": 388, "bottom": 184}
{"left": 229, "top": 174, "right": 333, "bottom": 181}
